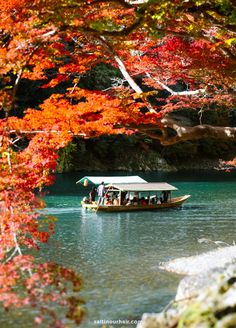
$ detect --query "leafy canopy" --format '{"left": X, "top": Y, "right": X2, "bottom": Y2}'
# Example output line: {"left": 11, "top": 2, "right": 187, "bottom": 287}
{"left": 0, "top": 0, "right": 236, "bottom": 326}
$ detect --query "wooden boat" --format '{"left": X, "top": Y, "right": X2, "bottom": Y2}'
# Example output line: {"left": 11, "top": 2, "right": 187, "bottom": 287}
{"left": 81, "top": 195, "right": 190, "bottom": 212}
{"left": 77, "top": 176, "right": 190, "bottom": 212}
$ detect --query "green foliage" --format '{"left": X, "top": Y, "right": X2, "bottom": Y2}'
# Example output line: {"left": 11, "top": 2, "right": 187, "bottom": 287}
{"left": 164, "top": 141, "right": 199, "bottom": 162}
{"left": 57, "top": 142, "right": 78, "bottom": 173}
{"left": 89, "top": 19, "right": 121, "bottom": 32}
{"left": 79, "top": 63, "right": 122, "bottom": 91}
{"left": 177, "top": 303, "right": 217, "bottom": 328}
{"left": 199, "top": 139, "right": 236, "bottom": 159}
{"left": 170, "top": 107, "right": 234, "bottom": 126}
{"left": 56, "top": 133, "right": 236, "bottom": 172}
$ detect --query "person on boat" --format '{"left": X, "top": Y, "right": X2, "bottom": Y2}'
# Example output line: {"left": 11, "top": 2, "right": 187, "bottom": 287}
{"left": 140, "top": 197, "right": 148, "bottom": 206}
{"left": 122, "top": 197, "right": 128, "bottom": 205}
{"left": 132, "top": 197, "right": 138, "bottom": 205}
{"left": 125, "top": 198, "right": 132, "bottom": 206}
{"left": 146, "top": 196, "right": 150, "bottom": 205}
{"left": 162, "top": 191, "right": 169, "bottom": 203}
{"left": 83, "top": 196, "right": 90, "bottom": 204}
{"left": 89, "top": 187, "right": 97, "bottom": 203}
{"left": 120, "top": 191, "right": 127, "bottom": 205}
{"left": 134, "top": 191, "right": 139, "bottom": 199}
{"left": 149, "top": 196, "right": 155, "bottom": 204}
{"left": 113, "top": 197, "right": 119, "bottom": 206}
{"left": 97, "top": 181, "right": 106, "bottom": 205}
{"left": 156, "top": 197, "right": 161, "bottom": 204}
{"left": 105, "top": 194, "right": 113, "bottom": 205}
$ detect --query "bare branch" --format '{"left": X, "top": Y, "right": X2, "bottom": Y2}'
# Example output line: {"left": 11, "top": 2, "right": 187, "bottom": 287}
{"left": 7, "top": 141, "right": 13, "bottom": 174}
{"left": 125, "top": 0, "right": 148, "bottom": 3}
{"left": 98, "top": 36, "right": 157, "bottom": 113}
{"left": 3, "top": 247, "right": 18, "bottom": 264}
{"left": 114, "top": 54, "right": 143, "bottom": 94}
{"left": 146, "top": 72, "right": 206, "bottom": 96}
{"left": 9, "top": 129, "right": 86, "bottom": 137}
{"left": 123, "top": 115, "right": 236, "bottom": 145}
{"left": 41, "top": 29, "right": 57, "bottom": 38}
{"left": 160, "top": 116, "right": 236, "bottom": 144}
{"left": 13, "top": 232, "right": 22, "bottom": 256}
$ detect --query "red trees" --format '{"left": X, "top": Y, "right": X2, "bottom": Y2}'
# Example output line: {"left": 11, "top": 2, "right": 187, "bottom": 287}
{"left": 0, "top": 0, "right": 236, "bottom": 325}
{"left": 0, "top": 116, "right": 85, "bottom": 325}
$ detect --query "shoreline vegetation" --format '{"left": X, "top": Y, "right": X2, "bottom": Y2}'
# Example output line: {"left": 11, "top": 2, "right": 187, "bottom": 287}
{"left": 56, "top": 136, "right": 236, "bottom": 173}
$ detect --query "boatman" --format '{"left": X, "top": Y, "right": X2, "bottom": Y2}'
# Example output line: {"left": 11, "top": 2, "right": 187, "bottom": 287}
{"left": 89, "top": 186, "right": 97, "bottom": 203}
{"left": 97, "top": 181, "right": 105, "bottom": 205}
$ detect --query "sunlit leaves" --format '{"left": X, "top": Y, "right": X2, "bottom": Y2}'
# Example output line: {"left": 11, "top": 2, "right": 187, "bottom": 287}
{"left": 0, "top": 255, "right": 84, "bottom": 326}
{"left": 0, "top": 0, "right": 236, "bottom": 325}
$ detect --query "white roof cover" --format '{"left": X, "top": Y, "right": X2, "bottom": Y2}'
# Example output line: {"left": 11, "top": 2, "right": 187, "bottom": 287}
{"left": 106, "top": 182, "right": 178, "bottom": 191}
{"left": 76, "top": 176, "right": 147, "bottom": 185}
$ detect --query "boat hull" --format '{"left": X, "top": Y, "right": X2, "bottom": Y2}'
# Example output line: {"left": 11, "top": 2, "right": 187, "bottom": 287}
{"left": 81, "top": 195, "right": 190, "bottom": 212}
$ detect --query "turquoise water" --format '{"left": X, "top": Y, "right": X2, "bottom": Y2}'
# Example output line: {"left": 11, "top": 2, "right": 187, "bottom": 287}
{"left": 42, "top": 171, "right": 236, "bottom": 328}
{"left": 1, "top": 171, "right": 236, "bottom": 327}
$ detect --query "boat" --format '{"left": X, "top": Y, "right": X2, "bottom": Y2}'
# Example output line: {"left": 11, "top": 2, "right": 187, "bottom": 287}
{"left": 77, "top": 176, "right": 190, "bottom": 212}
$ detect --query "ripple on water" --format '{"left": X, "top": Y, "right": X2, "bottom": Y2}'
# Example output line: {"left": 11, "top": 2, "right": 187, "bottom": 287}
{"left": 3, "top": 175, "right": 236, "bottom": 327}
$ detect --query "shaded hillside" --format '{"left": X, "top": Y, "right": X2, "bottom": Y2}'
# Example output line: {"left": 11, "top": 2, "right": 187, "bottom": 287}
{"left": 15, "top": 63, "right": 236, "bottom": 172}
{"left": 56, "top": 134, "right": 236, "bottom": 172}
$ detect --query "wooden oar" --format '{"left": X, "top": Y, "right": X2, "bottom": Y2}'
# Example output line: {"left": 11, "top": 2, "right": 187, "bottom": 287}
{"left": 96, "top": 185, "right": 112, "bottom": 213}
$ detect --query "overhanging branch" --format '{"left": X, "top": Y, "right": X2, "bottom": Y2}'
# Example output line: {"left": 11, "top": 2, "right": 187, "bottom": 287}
{"left": 146, "top": 72, "right": 207, "bottom": 96}
{"left": 125, "top": 116, "right": 236, "bottom": 145}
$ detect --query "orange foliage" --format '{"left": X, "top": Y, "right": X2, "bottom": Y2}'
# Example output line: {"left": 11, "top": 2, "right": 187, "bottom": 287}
{"left": 0, "top": 0, "right": 236, "bottom": 326}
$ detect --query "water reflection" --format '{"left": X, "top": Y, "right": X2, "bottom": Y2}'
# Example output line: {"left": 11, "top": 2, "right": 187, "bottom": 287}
{"left": 43, "top": 175, "right": 236, "bottom": 328}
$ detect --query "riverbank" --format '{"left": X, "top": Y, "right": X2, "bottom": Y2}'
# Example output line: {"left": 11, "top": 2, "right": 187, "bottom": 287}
{"left": 56, "top": 136, "right": 236, "bottom": 173}
{"left": 138, "top": 246, "right": 236, "bottom": 328}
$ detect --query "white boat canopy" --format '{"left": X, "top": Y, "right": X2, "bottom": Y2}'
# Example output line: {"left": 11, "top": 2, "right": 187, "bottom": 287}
{"left": 105, "top": 183, "right": 178, "bottom": 192}
{"left": 76, "top": 176, "right": 147, "bottom": 185}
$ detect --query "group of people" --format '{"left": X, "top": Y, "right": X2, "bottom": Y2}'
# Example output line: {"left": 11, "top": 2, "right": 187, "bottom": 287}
{"left": 85, "top": 182, "right": 120, "bottom": 206}
{"left": 123, "top": 194, "right": 167, "bottom": 206}
{"left": 84, "top": 182, "right": 171, "bottom": 207}
{"left": 86, "top": 182, "right": 106, "bottom": 205}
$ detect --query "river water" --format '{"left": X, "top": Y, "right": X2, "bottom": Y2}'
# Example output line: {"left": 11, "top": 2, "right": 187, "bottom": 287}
{"left": 1, "top": 171, "right": 236, "bottom": 327}
{"left": 44, "top": 171, "right": 236, "bottom": 328}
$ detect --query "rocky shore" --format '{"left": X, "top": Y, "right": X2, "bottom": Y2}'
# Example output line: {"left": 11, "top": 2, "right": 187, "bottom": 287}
{"left": 57, "top": 137, "right": 224, "bottom": 173}
{"left": 138, "top": 246, "right": 236, "bottom": 328}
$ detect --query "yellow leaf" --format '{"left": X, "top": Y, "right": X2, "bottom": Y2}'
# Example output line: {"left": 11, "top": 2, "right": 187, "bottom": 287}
{"left": 225, "top": 38, "right": 236, "bottom": 46}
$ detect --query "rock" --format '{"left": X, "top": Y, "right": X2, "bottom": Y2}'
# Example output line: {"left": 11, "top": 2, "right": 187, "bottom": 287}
{"left": 138, "top": 248, "right": 236, "bottom": 328}
{"left": 159, "top": 246, "right": 236, "bottom": 275}
{"left": 137, "top": 310, "right": 179, "bottom": 328}
{"left": 215, "top": 314, "right": 236, "bottom": 328}
{"left": 138, "top": 262, "right": 236, "bottom": 327}
{"left": 175, "top": 268, "right": 222, "bottom": 301}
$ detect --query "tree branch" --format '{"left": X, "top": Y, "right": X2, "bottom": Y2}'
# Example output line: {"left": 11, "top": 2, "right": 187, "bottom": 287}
{"left": 124, "top": 116, "right": 236, "bottom": 145}
{"left": 146, "top": 73, "right": 207, "bottom": 96}
{"left": 97, "top": 36, "right": 157, "bottom": 113}
{"left": 159, "top": 117, "right": 236, "bottom": 145}
{"left": 9, "top": 129, "right": 86, "bottom": 136}
{"left": 3, "top": 246, "right": 18, "bottom": 264}
{"left": 125, "top": 0, "right": 148, "bottom": 3}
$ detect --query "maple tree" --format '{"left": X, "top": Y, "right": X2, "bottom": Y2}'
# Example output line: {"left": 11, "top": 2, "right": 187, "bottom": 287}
{"left": 0, "top": 0, "right": 236, "bottom": 326}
